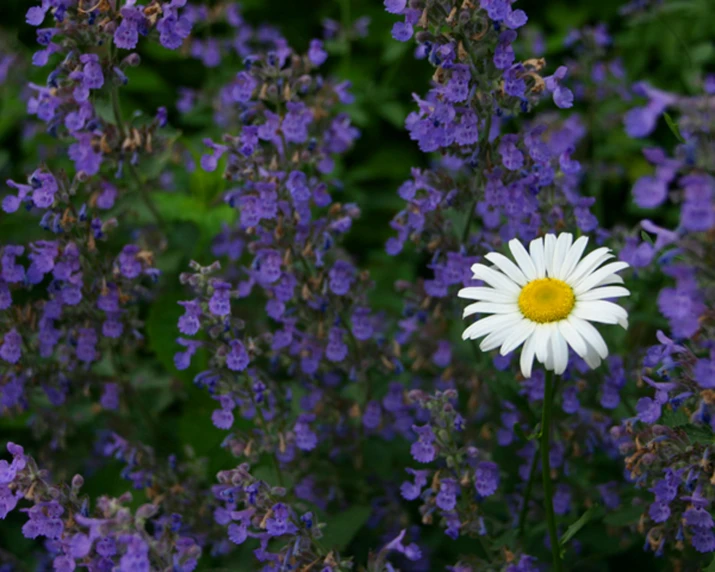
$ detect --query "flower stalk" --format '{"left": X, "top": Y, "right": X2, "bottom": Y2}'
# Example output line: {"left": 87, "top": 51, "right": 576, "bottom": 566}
{"left": 541, "top": 370, "right": 562, "bottom": 571}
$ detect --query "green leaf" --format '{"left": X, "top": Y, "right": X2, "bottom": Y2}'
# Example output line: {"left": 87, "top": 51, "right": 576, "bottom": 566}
{"left": 704, "top": 555, "right": 715, "bottom": 572}
{"left": 660, "top": 407, "right": 689, "bottom": 428}
{"left": 560, "top": 505, "right": 604, "bottom": 547}
{"left": 682, "top": 424, "right": 715, "bottom": 446}
{"left": 320, "top": 506, "right": 371, "bottom": 551}
{"left": 603, "top": 505, "right": 644, "bottom": 526}
{"left": 663, "top": 112, "right": 686, "bottom": 143}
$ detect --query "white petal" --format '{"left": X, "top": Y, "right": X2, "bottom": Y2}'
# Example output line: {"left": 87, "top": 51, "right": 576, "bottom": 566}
{"left": 568, "top": 315, "right": 608, "bottom": 359}
{"left": 458, "top": 287, "right": 517, "bottom": 304}
{"left": 544, "top": 234, "right": 557, "bottom": 277}
{"left": 565, "top": 247, "right": 613, "bottom": 285}
{"left": 500, "top": 320, "right": 537, "bottom": 356}
{"left": 582, "top": 342, "right": 603, "bottom": 369}
{"left": 550, "top": 233, "right": 573, "bottom": 279}
{"left": 573, "top": 261, "right": 630, "bottom": 295}
{"left": 577, "top": 286, "right": 630, "bottom": 301}
{"left": 509, "top": 239, "right": 537, "bottom": 281}
{"left": 594, "top": 273, "right": 625, "bottom": 288}
{"left": 558, "top": 236, "right": 589, "bottom": 281}
{"left": 529, "top": 237, "right": 546, "bottom": 278}
{"left": 551, "top": 330, "right": 569, "bottom": 375}
{"left": 557, "top": 320, "right": 587, "bottom": 357}
{"left": 520, "top": 333, "right": 537, "bottom": 378}
{"left": 480, "top": 327, "right": 513, "bottom": 351}
{"left": 470, "top": 264, "right": 521, "bottom": 294}
{"left": 572, "top": 303, "right": 619, "bottom": 325}
{"left": 535, "top": 324, "right": 551, "bottom": 363}
{"left": 462, "top": 313, "right": 522, "bottom": 341}
{"left": 577, "top": 300, "right": 628, "bottom": 329}
{"left": 485, "top": 252, "right": 528, "bottom": 286}
{"left": 463, "top": 301, "right": 518, "bottom": 318}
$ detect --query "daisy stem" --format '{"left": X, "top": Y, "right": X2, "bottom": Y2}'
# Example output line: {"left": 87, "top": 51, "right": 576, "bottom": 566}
{"left": 541, "top": 370, "right": 562, "bottom": 572}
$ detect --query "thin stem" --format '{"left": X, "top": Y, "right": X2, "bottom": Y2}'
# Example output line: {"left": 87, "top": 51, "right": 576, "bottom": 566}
{"left": 517, "top": 446, "right": 539, "bottom": 538}
{"left": 250, "top": 388, "right": 285, "bottom": 488}
{"left": 339, "top": 0, "right": 352, "bottom": 71}
{"left": 461, "top": 199, "right": 477, "bottom": 243}
{"left": 109, "top": 79, "right": 166, "bottom": 228}
{"left": 127, "top": 161, "right": 166, "bottom": 228}
{"left": 541, "top": 370, "right": 562, "bottom": 572}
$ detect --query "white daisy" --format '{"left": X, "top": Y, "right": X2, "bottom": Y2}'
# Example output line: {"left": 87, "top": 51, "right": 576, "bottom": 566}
{"left": 458, "top": 233, "right": 630, "bottom": 378}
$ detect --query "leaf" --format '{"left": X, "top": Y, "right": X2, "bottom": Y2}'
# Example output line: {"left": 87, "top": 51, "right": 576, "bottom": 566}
{"left": 663, "top": 112, "right": 686, "bottom": 143}
{"left": 682, "top": 424, "right": 715, "bottom": 446}
{"left": 603, "top": 505, "right": 644, "bottom": 526}
{"left": 705, "top": 555, "right": 715, "bottom": 572}
{"left": 560, "top": 505, "right": 604, "bottom": 547}
{"left": 660, "top": 407, "right": 689, "bottom": 428}
{"left": 320, "top": 506, "right": 371, "bottom": 551}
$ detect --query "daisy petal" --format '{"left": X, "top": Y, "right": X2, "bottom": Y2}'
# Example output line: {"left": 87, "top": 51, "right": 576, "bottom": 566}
{"left": 577, "top": 300, "right": 629, "bottom": 328}
{"left": 529, "top": 237, "right": 546, "bottom": 278}
{"left": 500, "top": 321, "right": 537, "bottom": 356}
{"left": 535, "top": 325, "right": 551, "bottom": 363}
{"left": 457, "top": 287, "right": 517, "bottom": 304}
{"left": 567, "top": 315, "right": 609, "bottom": 359}
{"left": 565, "top": 247, "right": 612, "bottom": 285}
{"left": 463, "top": 301, "right": 517, "bottom": 318}
{"left": 577, "top": 286, "right": 630, "bottom": 301}
{"left": 461, "top": 313, "right": 522, "bottom": 341}
{"left": 551, "top": 233, "right": 573, "bottom": 279}
{"left": 582, "top": 342, "right": 603, "bottom": 369}
{"left": 520, "top": 333, "right": 537, "bottom": 378}
{"left": 480, "top": 328, "right": 513, "bottom": 351}
{"left": 551, "top": 329, "right": 569, "bottom": 375}
{"left": 594, "top": 273, "right": 625, "bottom": 288}
{"left": 544, "top": 234, "right": 557, "bottom": 276}
{"left": 470, "top": 264, "right": 521, "bottom": 294}
{"left": 572, "top": 304, "right": 619, "bottom": 325}
{"left": 573, "top": 261, "right": 630, "bottom": 295}
{"left": 485, "top": 252, "right": 528, "bottom": 286}
{"left": 558, "top": 235, "right": 589, "bottom": 281}
{"left": 509, "top": 238, "right": 537, "bottom": 281}
{"left": 557, "top": 320, "right": 587, "bottom": 357}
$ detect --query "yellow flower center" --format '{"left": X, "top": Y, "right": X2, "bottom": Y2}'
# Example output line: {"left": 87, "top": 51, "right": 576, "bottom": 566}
{"left": 518, "top": 278, "right": 575, "bottom": 323}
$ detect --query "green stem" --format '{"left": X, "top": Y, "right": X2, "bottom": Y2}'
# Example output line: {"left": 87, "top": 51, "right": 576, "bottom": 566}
{"left": 541, "top": 370, "right": 562, "bottom": 571}
{"left": 127, "top": 161, "right": 166, "bottom": 228}
{"left": 109, "top": 77, "right": 165, "bottom": 228}
{"left": 461, "top": 199, "right": 477, "bottom": 243}
{"left": 250, "top": 387, "right": 285, "bottom": 488}
{"left": 517, "top": 447, "right": 539, "bottom": 538}
{"left": 339, "top": 0, "right": 352, "bottom": 71}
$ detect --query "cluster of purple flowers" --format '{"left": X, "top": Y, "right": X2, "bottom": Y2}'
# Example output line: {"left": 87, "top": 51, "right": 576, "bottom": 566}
{"left": 0, "top": 442, "right": 202, "bottom": 570}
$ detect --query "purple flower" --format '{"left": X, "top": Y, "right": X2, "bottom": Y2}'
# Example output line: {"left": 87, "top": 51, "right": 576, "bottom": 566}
{"left": 436, "top": 478, "right": 459, "bottom": 511}
{"left": 328, "top": 260, "right": 355, "bottom": 296}
{"left": 208, "top": 281, "right": 232, "bottom": 316}
{"left": 474, "top": 461, "right": 499, "bottom": 497}
{"left": 282, "top": 102, "right": 313, "bottom": 144}
{"left": 225, "top": 340, "right": 249, "bottom": 371}
{"left": 116, "top": 245, "right": 143, "bottom": 279}
{"left": 400, "top": 468, "right": 429, "bottom": 500}
{"left": 308, "top": 39, "right": 327, "bottom": 66}
{"left": 0, "top": 329, "right": 22, "bottom": 364}
{"left": 391, "top": 21, "right": 413, "bottom": 42}
{"left": 410, "top": 424, "right": 436, "bottom": 463}
{"left": 326, "top": 327, "right": 348, "bottom": 362}
{"left": 295, "top": 415, "right": 318, "bottom": 451}
{"left": 265, "top": 503, "right": 298, "bottom": 537}
{"left": 26, "top": 6, "right": 47, "bottom": 26}
{"left": 384, "top": 0, "right": 407, "bottom": 13}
